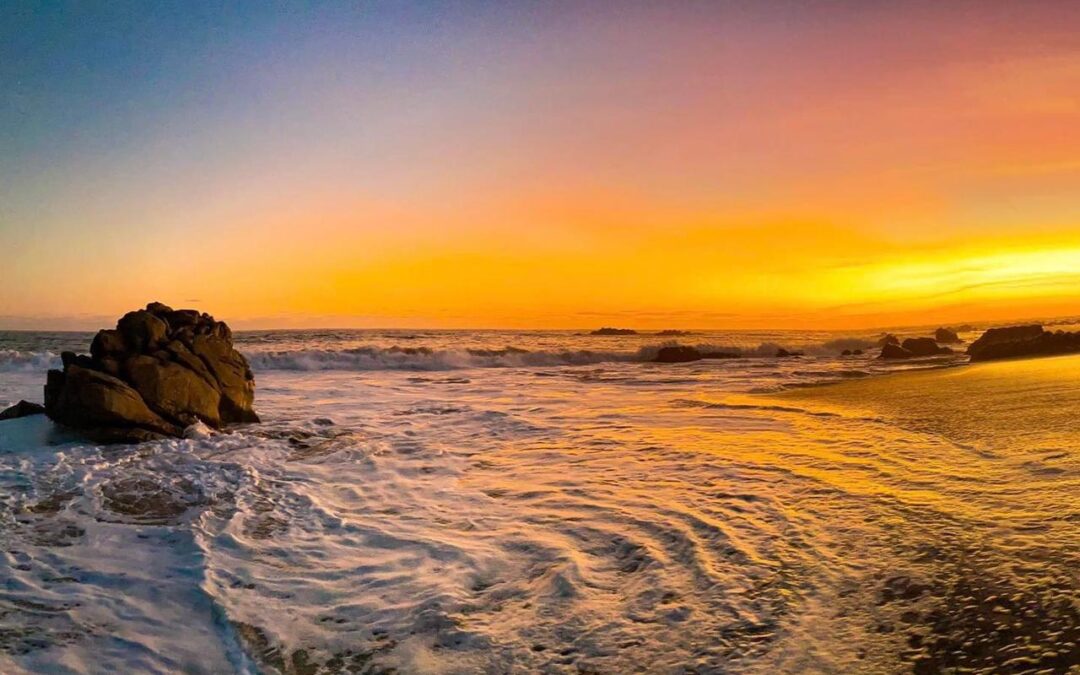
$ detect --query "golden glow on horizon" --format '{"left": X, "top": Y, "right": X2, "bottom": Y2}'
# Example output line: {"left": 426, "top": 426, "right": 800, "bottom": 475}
{"left": 2, "top": 3, "right": 1079, "bottom": 330}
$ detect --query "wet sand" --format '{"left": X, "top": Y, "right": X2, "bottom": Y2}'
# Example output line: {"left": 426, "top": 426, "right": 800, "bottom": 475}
{"left": 774, "top": 355, "right": 1080, "bottom": 673}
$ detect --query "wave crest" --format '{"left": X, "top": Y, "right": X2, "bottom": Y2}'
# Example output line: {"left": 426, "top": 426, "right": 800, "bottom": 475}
{"left": 0, "top": 349, "right": 61, "bottom": 372}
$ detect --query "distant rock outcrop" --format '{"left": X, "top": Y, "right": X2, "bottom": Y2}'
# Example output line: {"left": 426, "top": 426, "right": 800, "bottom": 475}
{"left": 43, "top": 303, "right": 258, "bottom": 443}
{"left": 967, "top": 325, "right": 1080, "bottom": 362}
{"left": 902, "top": 338, "right": 953, "bottom": 357}
{"left": 934, "top": 327, "right": 962, "bottom": 344}
{"left": 590, "top": 327, "right": 638, "bottom": 336}
{"left": 0, "top": 400, "right": 45, "bottom": 421}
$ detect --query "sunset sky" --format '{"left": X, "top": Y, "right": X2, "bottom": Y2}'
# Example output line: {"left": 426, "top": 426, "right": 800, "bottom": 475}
{"left": 2, "top": 1, "right": 1079, "bottom": 329}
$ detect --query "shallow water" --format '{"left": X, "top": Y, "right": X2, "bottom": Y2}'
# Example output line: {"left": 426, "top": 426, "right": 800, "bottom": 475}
{"left": 1, "top": 329, "right": 1077, "bottom": 673}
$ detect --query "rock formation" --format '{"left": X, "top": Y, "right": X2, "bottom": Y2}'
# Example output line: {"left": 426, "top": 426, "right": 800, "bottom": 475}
{"left": 590, "top": 327, "right": 638, "bottom": 335}
{"left": 967, "top": 325, "right": 1080, "bottom": 362}
{"left": 43, "top": 303, "right": 258, "bottom": 442}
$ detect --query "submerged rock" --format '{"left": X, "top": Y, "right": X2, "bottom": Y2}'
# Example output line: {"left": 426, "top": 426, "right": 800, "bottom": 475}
{"left": 43, "top": 302, "right": 259, "bottom": 443}
{"left": 967, "top": 325, "right": 1080, "bottom": 362}
{"left": 0, "top": 400, "right": 46, "bottom": 421}
{"left": 775, "top": 348, "right": 804, "bottom": 358}
{"left": 934, "top": 327, "right": 962, "bottom": 344}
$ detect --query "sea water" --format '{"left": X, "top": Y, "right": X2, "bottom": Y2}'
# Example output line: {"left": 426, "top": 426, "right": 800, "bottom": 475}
{"left": 1, "top": 328, "right": 1077, "bottom": 673}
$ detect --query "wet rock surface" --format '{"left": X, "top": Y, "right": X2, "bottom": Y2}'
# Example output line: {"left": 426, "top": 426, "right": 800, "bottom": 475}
{"left": 42, "top": 302, "right": 258, "bottom": 442}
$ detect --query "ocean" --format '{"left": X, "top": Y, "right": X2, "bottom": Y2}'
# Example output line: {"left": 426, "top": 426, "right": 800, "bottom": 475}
{"left": 1, "top": 328, "right": 1077, "bottom": 673}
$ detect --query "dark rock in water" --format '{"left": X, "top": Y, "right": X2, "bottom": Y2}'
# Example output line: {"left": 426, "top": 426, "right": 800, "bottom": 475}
{"left": 654, "top": 346, "right": 702, "bottom": 363}
{"left": 879, "top": 343, "right": 915, "bottom": 359}
{"left": 878, "top": 334, "right": 901, "bottom": 347}
{"left": 0, "top": 400, "right": 46, "bottom": 421}
{"left": 902, "top": 337, "right": 953, "bottom": 357}
{"left": 934, "top": 327, "right": 962, "bottom": 344}
{"left": 841, "top": 349, "right": 852, "bottom": 356}
{"left": 590, "top": 327, "right": 637, "bottom": 335}
{"left": 43, "top": 302, "right": 259, "bottom": 443}
{"left": 775, "top": 348, "right": 803, "bottom": 358}
{"left": 967, "top": 324, "right": 1080, "bottom": 362}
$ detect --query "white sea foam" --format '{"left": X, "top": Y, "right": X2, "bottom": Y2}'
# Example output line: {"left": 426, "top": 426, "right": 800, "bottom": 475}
{"left": 6, "top": 328, "right": 1065, "bottom": 674}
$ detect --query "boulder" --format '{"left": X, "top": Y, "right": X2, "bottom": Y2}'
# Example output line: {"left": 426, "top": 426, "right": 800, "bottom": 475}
{"left": 967, "top": 325, "right": 1080, "bottom": 362}
{"left": 902, "top": 338, "right": 953, "bottom": 357}
{"left": 934, "top": 327, "right": 962, "bottom": 344}
{"left": 42, "top": 302, "right": 259, "bottom": 443}
{"left": 45, "top": 365, "right": 180, "bottom": 440}
{"left": 879, "top": 343, "right": 914, "bottom": 359}
{"left": 117, "top": 310, "right": 169, "bottom": 352}
{"left": 90, "top": 329, "right": 127, "bottom": 360}
{"left": 0, "top": 400, "right": 45, "bottom": 421}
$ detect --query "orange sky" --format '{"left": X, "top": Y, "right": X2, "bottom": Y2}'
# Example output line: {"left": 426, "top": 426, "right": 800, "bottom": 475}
{"left": 2, "top": 2, "right": 1079, "bottom": 329}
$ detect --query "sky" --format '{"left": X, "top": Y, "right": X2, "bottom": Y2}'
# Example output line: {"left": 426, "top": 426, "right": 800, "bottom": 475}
{"left": 2, "top": 0, "right": 1079, "bottom": 330}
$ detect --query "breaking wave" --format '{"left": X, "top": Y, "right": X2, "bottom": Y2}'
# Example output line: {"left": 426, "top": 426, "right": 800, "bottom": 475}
{"left": 244, "top": 346, "right": 647, "bottom": 371}
{"left": 0, "top": 349, "right": 61, "bottom": 372}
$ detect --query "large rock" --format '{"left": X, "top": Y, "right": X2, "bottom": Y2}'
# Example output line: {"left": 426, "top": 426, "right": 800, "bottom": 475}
{"left": 42, "top": 302, "right": 259, "bottom": 442}
{"left": 967, "top": 325, "right": 1080, "bottom": 362}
